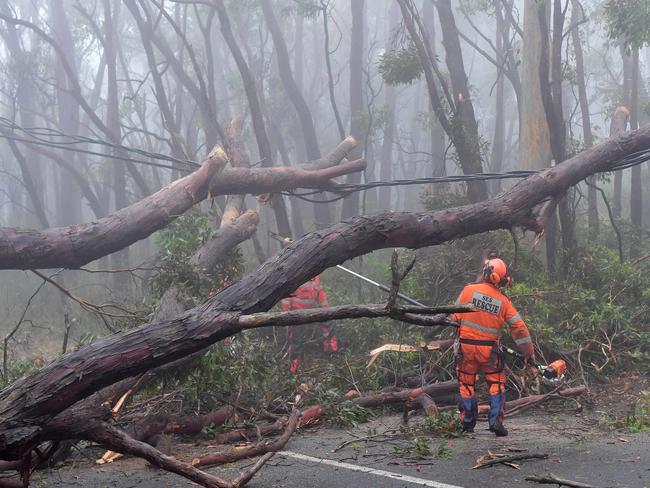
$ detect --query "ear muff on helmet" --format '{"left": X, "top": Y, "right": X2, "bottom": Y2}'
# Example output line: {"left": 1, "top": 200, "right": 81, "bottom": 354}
{"left": 483, "top": 258, "right": 511, "bottom": 287}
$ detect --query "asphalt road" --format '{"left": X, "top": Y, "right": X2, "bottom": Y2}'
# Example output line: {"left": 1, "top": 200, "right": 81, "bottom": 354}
{"left": 30, "top": 409, "right": 649, "bottom": 488}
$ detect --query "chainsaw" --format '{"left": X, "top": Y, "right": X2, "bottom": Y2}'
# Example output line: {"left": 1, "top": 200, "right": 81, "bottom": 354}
{"left": 500, "top": 345, "right": 567, "bottom": 386}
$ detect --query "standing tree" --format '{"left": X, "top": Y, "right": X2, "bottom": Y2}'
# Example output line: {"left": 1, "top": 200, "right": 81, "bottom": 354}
{"left": 395, "top": 0, "right": 488, "bottom": 203}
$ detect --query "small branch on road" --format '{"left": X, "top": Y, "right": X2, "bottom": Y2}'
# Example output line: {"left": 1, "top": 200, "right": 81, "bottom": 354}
{"left": 473, "top": 452, "right": 548, "bottom": 469}
{"left": 525, "top": 473, "right": 597, "bottom": 488}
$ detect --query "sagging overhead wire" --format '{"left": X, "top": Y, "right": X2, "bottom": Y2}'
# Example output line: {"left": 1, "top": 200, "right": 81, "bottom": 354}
{"left": 0, "top": 116, "right": 200, "bottom": 172}
{"left": 282, "top": 148, "right": 650, "bottom": 203}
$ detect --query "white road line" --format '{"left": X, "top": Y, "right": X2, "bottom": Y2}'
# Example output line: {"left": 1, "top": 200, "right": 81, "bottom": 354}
{"left": 278, "top": 450, "right": 465, "bottom": 488}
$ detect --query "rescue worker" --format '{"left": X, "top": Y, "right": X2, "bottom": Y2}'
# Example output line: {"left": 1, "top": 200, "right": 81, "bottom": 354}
{"left": 451, "top": 258, "right": 535, "bottom": 437}
{"left": 281, "top": 275, "right": 338, "bottom": 373}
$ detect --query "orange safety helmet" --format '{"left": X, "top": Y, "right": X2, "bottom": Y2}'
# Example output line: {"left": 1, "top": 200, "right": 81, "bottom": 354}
{"left": 482, "top": 258, "right": 512, "bottom": 287}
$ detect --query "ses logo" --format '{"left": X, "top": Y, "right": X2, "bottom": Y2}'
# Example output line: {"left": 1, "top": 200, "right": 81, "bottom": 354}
{"left": 471, "top": 292, "right": 502, "bottom": 315}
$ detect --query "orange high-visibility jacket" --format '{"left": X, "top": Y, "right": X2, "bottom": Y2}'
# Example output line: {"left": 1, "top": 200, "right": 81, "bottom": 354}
{"left": 451, "top": 282, "right": 532, "bottom": 351}
{"left": 281, "top": 276, "right": 330, "bottom": 314}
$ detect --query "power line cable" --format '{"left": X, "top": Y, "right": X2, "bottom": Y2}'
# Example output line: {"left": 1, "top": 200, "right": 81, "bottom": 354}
{"left": 2, "top": 117, "right": 649, "bottom": 202}
{"left": 0, "top": 116, "right": 200, "bottom": 171}
{"left": 282, "top": 148, "right": 650, "bottom": 203}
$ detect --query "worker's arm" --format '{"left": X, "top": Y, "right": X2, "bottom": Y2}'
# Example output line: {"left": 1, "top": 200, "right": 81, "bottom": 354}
{"left": 503, "top": 300, "right": 534, "bottom": 362}
{"left": 450, "top": 287, "right": 470, "bottom": 323}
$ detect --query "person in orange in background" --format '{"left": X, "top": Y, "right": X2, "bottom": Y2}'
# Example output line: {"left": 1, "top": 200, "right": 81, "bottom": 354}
{"left": 450, "top": 258, "right": 535, "bottom": 437}
{"left": 281, "top": 275, "right": 338, "bottom": 373}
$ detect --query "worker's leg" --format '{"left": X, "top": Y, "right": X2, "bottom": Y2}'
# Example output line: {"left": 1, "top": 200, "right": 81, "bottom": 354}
{"left": 286, "top": 327, "right": 304, "bottom": 373}
{"left": 456, "top": 358, "right": 479, "bottom": 432}
{"left": 484, "top": 369, "right": 507, "bottom": 436}
{"left": 321, "top": 323, "right": 338, "bottom": 353}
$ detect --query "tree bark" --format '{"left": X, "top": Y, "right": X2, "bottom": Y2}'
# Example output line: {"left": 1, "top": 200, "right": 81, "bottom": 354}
{"left": 1, "top": 124, "right": 648, "bottom": 459}
{"left": 340, "top": 0, "right": 366, "bottom": 219}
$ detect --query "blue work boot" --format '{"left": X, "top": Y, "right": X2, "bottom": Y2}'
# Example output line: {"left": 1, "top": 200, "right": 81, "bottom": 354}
{"left": 488, "top": 392, "right": 507, "bottom": 436}
{"left": 459, "top": 397, "right": 478, "bottom": 433}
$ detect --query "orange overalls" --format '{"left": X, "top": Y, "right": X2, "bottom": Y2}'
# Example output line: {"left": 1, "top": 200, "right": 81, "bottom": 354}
{"left": 451, "top": 282, "right": 533, "bottom": 430}
{"left": 281, "top": 276, "right": 338, "bottom": 373}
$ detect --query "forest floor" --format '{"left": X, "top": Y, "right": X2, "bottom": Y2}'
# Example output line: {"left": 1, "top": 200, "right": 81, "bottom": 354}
{"left": 30, "top": 374, "right": 650, "bottom": 488}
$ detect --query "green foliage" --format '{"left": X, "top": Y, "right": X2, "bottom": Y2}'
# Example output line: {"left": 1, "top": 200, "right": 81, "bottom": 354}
{"left": 152, "top": 331, "right": 296, "bottom": 412}
{"left": 393, "top": 436, "right": 432, "bottom": 459}
{"left": 152, "top": 209, "right": 243, "bottom": 302}
{"left": 604, "top": 0, "right": 650, "bottom": 51}
{"left": 378, "top": 44, "right": 423, "bottom": 86}
{"left": 421, "top": 411, "right": 463, "bottom": 438}
{"left": 512, "top": 245, "right": 650, "bottom": 371}
{"left": 313, "top": 384, "right": 375, "bottom": 427}
{"left": 2, "top": 355, "right": 45, "bottom": 386}
{"left": 612, "top": 391, "right": 650, "bottom": 432}
{"left": 435, "top": 442, "right": 454, "bottom": 459}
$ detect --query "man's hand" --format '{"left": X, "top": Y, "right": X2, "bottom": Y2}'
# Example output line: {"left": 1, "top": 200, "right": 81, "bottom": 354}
{"left": 525, "top": 358, "right": 540, "bottom": 392}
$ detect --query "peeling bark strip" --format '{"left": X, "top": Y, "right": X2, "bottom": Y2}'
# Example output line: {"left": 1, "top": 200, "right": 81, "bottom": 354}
{"left": 0, "top": 138, "right": 360, "bottom": 270}
{"left": 0, "top": 127, "right": 649, "bottom": 459}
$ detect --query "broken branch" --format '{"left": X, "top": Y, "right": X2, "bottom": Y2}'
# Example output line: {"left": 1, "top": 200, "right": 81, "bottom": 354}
{"left": 525, "top": 473, "right": 597, "bottom": 488}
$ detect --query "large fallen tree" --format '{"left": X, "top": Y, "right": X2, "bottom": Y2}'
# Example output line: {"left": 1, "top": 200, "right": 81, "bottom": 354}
{"left": 0, "top": 125, "right": 648, "bottom": 477}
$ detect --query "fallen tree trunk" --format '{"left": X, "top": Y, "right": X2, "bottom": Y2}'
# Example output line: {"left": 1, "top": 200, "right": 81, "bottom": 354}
{"left": 124, "top": 406, "right": 237, "bottom": 442}
{"left": 212, "top": 405, "right": 324, "bottom": 445}
{"left": 0, "top": 138, "right": 359, "bottom": 270}
{"left": 353, "top": 381, "right": 458, "bottom": 408}
{"left": 1, "top": 126, "right": 649, "bottom": 459}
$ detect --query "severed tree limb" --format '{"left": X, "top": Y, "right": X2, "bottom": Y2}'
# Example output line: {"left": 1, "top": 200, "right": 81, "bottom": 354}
{"left": 97, "top": 406, "right": 237, "bottom": 465}
{"left": 190, "top": 210, "right": 259, "bottom": 272}
{"left": 525, "top": 473, "right": 597, "bottom": 488}
{"left": 407, "top": 393, "right": 438, "bottom": 417}
{"left": 353, "top": 381, "right": 458, "bottom": 408}
{"left": 191, "top": 408, "right": 299, "bottom": 468}
{"left": 86, "top": 423, "right": 245, "bottom": 488}
{"left": 1, "top": 125, "right": 649, "bottom": 459}
{"left": 237, "top": 304, "right": 470, "bottom": 329}
{"left": 0, "top": 140, "right": 360, "bottom": 270}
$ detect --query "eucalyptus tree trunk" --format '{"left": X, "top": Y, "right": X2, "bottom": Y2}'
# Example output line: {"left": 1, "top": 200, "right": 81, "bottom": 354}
{"left": 570, "top": 0, "right": 597, "bottom": 238}
{"left": 490, "top": 0, "right": 507, "bottom": 196}
{"left": 421, "top": 0, "right": 446, "bottom": 179}
{"left": 379, "top": 3, "right": 400, "bottom": 210}
{"left": 341, "top": 0, "right": 366, "bottom": 220}
{"left": 434, "top": 0, "right": 487, "bottom": 202}
{"left": 260, "top": 0, "right": 330, "bottom": 229}
{"left": 630, "top": 48, "right": 642, "bottom": 233}
{"left": 50, "top": 0, "right": 82, "bottom": 226}
{"left": 520, "top": 0, "right": 552, "bottom": 171}
{"left": 614, "top": 46, "right": 633, "bottom": 218}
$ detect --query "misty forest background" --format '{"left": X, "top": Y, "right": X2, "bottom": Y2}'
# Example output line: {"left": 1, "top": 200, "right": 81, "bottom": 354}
{"left": 0, "top": 0, "right": 648, "bottom": 399}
